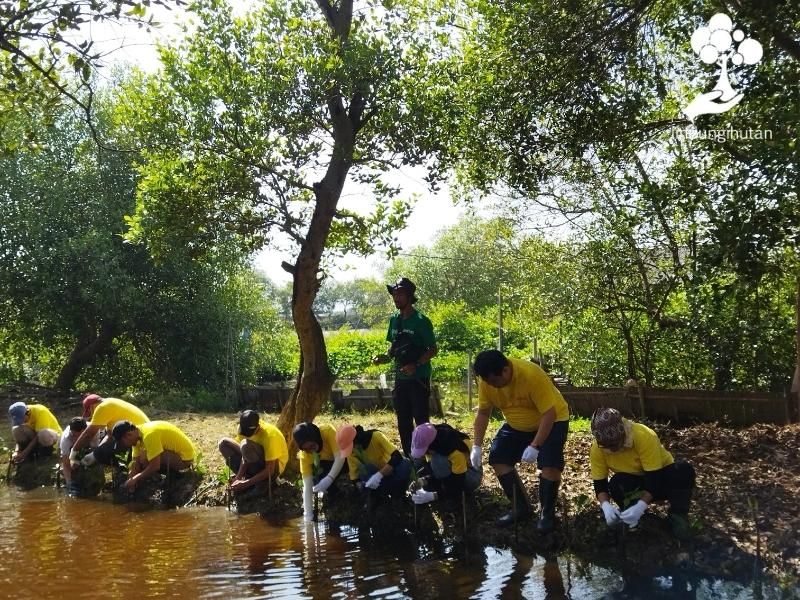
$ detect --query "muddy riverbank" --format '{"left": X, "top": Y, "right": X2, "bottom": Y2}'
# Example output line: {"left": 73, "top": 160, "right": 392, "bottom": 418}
{"left": 1, "top": 400, "right": 798, "bottom": 594}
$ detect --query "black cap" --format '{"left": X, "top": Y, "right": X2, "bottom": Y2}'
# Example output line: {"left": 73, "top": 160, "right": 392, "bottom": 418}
{"left": 386, "top": 277, "right": 417, "bottom": 303}
{"left": 239, "top": 410, "right": 260, "bottom": 437}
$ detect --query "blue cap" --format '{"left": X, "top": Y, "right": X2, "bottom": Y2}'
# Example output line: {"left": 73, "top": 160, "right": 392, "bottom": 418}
{"left": 9, "top": 402, "right": 28, "bottom": 426}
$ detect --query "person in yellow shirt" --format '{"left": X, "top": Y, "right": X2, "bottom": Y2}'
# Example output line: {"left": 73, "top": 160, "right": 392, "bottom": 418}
{"left": 218, "top": 410, "right": 288, "bottom": 497}
{"left": 471, "top": 349, "right": 570, "bottom": 532}
{"left": 112, "top": 420, "right": 197, "bottom": 493}
{"left": 69, "top": 394, "right": 149, "bottom": 469}
{"left": 590, "top": 407, "right": 696, "bottom": 539}
{"left": 292, "top": 422, "right": 347, "bottom": 522}
{"left": 408, "top": 422, "right": 482, "bottom": 505}
{"left": 336, "top": 424, "right": 411, "bottom": 510}
{"left": 9, "top": 401, "right": 61, "bottom": 463}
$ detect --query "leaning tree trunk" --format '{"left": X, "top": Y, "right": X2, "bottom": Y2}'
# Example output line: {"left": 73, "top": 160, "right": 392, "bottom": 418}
{"left": 54, "top": 322, "right": 117, "bottom": 395}
{"left": 276, "top": 119, "right": 356, "bottom": 441}
{"left": 275, "top": 169, "right": 348, "bottom": 466}
{"left": 275, "top": 0, "right": 365, "bottom": 470}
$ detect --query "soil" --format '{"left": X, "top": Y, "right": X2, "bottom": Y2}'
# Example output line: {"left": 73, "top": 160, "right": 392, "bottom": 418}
{"left": 1, "top": 389, "right": 798, "bottom": 592}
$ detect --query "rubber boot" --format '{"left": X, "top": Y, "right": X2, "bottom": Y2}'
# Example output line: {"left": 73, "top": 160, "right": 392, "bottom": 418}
{"left": 668, "top": 488, "right": 693, "bottom": 540}
{"left": 496, "top": 470, "right": 532, "bottom": 527}
{"left": 536, "top": 477, "right": 559, "bottom": 533}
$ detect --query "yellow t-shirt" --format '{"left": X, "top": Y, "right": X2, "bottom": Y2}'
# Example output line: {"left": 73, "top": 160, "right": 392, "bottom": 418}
{"left": 590, "top": 420, "right": 674, "bottom": 480}
{"left": 132, "top": 421, "right": 196, "bottom": 462}
{"left": 90, "top": 398, "right": 149, "bottom": 430}
{"left": 347, "top": 431, "right": 397, "bottom": 480}
{"left": 421, "top": 436, "right": 471, "bottom": 475}
{"left": 236, "top": 420, "right": 288, "bottom": 475}
{"left": 478, "top": 358, "right": 570, "bottom": 431}
{"left": 28, "top": 404, "right": 62, "bottom": 434}
{"left": 297, "top": 424, "right": 337, "bottom": 477}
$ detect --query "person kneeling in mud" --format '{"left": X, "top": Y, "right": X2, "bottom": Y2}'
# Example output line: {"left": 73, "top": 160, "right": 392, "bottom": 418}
{"left": 590, "top": 407, "right": 696, "bottom": 539}
{"left": 336, "top": 424, "right": 411, "bottom": 510}
{"left": 407, "top": 422, "right": 482, "bottom": 506}
{"left": 9, "top": 401, "right": 61, "bottom": 464}
{"left": 113, "top": 420, "right": 197, "bottom": 494}
{"left": 218, "top": 410, "right": 288, "bottom": 498}
{"left": 69, "top": 394, "right": 149, "bottom": 473}
{"left": 59, "top": 417, "right": 104, "bottom": 496}
{"left": 293, "top": 422, "right": 347, "bottom": 522}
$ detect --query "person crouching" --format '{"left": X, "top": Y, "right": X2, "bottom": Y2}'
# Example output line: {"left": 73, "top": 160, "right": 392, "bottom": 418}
{"left": 408, "top": 422, "right": 482, "bottom": 506}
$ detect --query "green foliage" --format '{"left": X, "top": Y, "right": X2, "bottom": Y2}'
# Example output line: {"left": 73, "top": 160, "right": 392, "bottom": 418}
{"left": 119, "top": 0, "right": 456, "bottom": 264}
{"left": 216, "top": 465, "right": 233, "bottom": 486}
{"left": 426, "top": 302, "right": 496, "bottom": 352}
{"left": 325, "top": 329, "right": 387, "bottom": 379}
{"left": 0, "top": 99, "right": 294, "bottom": 394}
{"left": 0, "top": 0, "right": 174, "bottom": 149}
{"left": 314, "top": 278, "right": 394, "bottom": 329}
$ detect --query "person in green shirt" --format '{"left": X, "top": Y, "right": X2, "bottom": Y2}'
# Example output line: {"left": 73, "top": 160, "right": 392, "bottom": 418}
{"left": 372, "top": 277, "right": 438, "bottom": 457}
{"left": 590, "top": 407, "right": 696, "bottom": 539}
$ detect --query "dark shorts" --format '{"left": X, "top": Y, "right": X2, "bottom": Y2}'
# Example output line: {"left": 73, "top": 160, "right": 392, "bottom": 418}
{"left": 488, "top": 421, "right": 569, "bottom": 470}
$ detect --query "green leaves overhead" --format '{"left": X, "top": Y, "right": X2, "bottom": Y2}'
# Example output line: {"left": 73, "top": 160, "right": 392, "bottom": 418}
{"left": 121, "top": 0, "right": 457, "bottom": 264}
{"left": 0, "top": 0, "right": 178, "bottom": 145}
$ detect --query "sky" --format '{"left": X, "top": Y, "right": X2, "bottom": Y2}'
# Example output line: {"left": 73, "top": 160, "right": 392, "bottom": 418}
{"left": 88, "top": 3, "right": 468, "bottom": 285}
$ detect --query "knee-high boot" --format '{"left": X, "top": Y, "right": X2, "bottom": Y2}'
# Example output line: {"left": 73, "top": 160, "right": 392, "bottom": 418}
{"left": 537, "top": 476, "right": 560, "bottom": 533}
{"left": 668, "top": 488, "right": 693, "bottom": 539}
{"left": 497, "top": 470, "right": 532, "bottom": 527}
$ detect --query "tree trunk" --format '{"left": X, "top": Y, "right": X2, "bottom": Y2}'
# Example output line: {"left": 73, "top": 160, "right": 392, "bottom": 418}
{"left": 792, "top": 272, "right": 800, "bottom": 395}
{"left": 54, "top": 322, "right": 117, "bottom": 394}
{"left": 276, "top": 0, "right": 361, "bottom": 466}
{"left": 276, "top": 120, "right": 354, "bottom": 443}
{"left": 275, "top": 177, "right": 346, "bottom": 464}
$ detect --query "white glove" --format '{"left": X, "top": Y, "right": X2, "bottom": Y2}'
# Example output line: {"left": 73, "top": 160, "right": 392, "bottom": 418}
{"left": 411, "top": 489, "right": 437, "bottom": 504}
{"left": 69, "top": 449, "right": 80, "bottom": 468}
{"left": 601, "top": 500, "right": 621, "bottom": 526}
{"left": 365, "top": 471, "right": 384, "bottom": 490}
{"left": 470, "top": 445, "right": 482, "bottom": 470}
{"left": 313, "top": 475, "right": 333, "bottom": 494}
{"left": 521, "top": 445, "right": 539, "bottom": 463}
{"left": 302, "top": 475, "right": 314, "bottom": 520}
{"left": 80, "top": 452, "right": 97, "bottom": 467}
{"left": 620, "top": 500, "right": 648, "bottom": 527}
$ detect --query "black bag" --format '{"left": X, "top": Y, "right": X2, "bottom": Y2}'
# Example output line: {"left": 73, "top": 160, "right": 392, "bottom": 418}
{"left": 389, "top": 331, "right": 424, "bottom": 365}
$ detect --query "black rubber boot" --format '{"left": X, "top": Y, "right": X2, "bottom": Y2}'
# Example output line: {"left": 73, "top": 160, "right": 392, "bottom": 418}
{"left": 536, "top": 477, "right": 560, "bottom": 533}
{"left": 668, "top": 488, "right": 693, "bottom": 540}
{"left": 496, "top": 470, "right": 532, "bottom": 527}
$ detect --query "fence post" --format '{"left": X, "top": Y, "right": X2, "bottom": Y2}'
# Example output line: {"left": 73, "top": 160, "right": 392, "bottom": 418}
{"left": 637, "top": 381, "right": 646, "bottom": 419}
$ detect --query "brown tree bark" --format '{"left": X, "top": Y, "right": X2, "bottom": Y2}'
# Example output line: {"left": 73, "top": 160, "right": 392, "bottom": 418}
{"left": 54, "top": 322, "right": 117, "bottom": 394}
{"left": 276, "top": 0, "right": 362, "bottom": 456}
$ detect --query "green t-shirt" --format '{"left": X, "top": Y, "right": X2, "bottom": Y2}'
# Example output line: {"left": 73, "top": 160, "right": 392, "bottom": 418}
{"left": 386, "top": 309, "right": 436, "bottom": 380}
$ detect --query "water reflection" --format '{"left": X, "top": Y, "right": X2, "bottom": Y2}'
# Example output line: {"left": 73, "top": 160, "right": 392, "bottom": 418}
{"left": 0, "top": 487, "right": 786, "bottom": 599}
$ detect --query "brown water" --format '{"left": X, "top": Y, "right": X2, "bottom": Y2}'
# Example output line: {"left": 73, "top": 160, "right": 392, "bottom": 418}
{"left": 0, "top": 486, "right": 782, "bottom": 599}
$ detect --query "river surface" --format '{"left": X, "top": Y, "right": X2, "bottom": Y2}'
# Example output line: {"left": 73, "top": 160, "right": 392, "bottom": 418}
{"left": 0, "top": 486, "right": 784, "bottom": 599}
